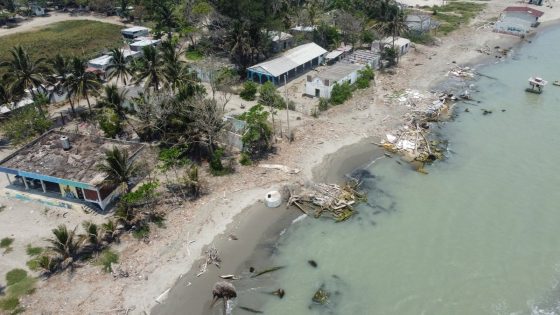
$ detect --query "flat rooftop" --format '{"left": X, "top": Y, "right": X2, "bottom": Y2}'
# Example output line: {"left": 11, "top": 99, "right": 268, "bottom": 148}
{"left": 121, "top": 26, "right": 150, "bottom": 33}
{"left": 312, "top": 63, "right": 363, "bottom": 82}
{"left": 0, "top": 131, "right": 144, "bottom": 186}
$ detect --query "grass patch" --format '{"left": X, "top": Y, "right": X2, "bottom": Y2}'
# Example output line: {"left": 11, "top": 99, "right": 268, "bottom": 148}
{"left": 185, "top": 50, "right": 204, "bottom": 61}
{"left": 433, "top": 1, "right": 486, "bottom": 34}
{"left": 6, "top": 277, "right": 36, "bottom": 296}
{"left": 25, "top": 245, "right": 43, "bottom": 257}
{"left": 95, "top": 249, "right": 119, "bottom": 273}
{"left": 6, "top": 269, "right": 27, "bottom": 286}
{"left": 0, "top": 237, "right": 14, "bottom": 253}
{"left": 0, "top": 296, "right": 20, "bottom": 312}
{"left": 0, "top": 20, "right": 123, "bottom": 73}
{"left": 1, "top": 269, "right": 36, "bottom": 313}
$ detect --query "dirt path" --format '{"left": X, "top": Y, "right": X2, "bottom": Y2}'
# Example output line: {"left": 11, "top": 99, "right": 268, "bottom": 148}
{"left": 0, "top": 12, "right": 125, "bottom": 37}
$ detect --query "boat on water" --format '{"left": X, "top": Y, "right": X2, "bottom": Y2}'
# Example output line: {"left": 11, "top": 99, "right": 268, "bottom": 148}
{"left": 553, "top": 80, "right": 560, "bottom": 86}
{"left": 526, "top": 76, "right": 548, "bottom": 94}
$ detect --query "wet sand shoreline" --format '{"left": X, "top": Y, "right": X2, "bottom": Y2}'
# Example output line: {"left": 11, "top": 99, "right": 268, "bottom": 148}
{"left": 152, "top": 139, "right": 386, "bottom": 314}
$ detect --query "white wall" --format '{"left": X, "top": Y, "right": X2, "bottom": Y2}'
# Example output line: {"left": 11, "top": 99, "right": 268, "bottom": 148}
{"left": 305, "top": 70, "right": 360, "bottom": 99}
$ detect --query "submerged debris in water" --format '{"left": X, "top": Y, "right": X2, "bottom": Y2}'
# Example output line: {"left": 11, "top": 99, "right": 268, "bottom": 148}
{"left": 249, "top": 267, "right": 255, "bottom": 273}
{"left": 482, "top": 109, "right": 493, "bottom": 115}
{"left": 250, "top": 266, "right": 285, "bottom": 278}
{"left": 269, "top": 288, "right": 285, "bottom": 299}
{"left": 239, "top": 306, "right": 263, "bottom": 314}
{"left": 312, "top": 286, "right": 330, "bottom": 305}
{"left": 308, "top": 260, "right": 318, "bottom": 268}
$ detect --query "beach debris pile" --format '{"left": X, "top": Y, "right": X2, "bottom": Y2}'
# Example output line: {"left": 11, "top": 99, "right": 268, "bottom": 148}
{"left": 382, "top": 124, "right": 446, "bottom": 164}
{"left": 389, "top": 89, "right": 428, "bottom": 108}
{"left": 287, "top": 181, "right": 366, "bottom": 222}
{"left": 312, "top": 286, "right": 330, "bottom": 305}
{"left": 448, "top": 66, "right": 475, "bottom": 79}
{"left": 197, "top": 246, "right": 221, "bottom": 277}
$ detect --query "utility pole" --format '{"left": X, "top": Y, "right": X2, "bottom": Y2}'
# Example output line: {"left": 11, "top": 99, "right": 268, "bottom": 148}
{"left": 284, "top": 74, "right": 291, "bottom": 142}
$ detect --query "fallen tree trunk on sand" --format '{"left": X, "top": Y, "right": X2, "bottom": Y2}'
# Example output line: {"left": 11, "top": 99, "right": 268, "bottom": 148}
{"left": 287, "top": 181, "right": 366, "bottom": 222}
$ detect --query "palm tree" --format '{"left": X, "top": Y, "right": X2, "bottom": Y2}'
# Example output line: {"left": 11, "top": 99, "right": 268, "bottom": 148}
{"left": 48, "top": 54, "right": 76, "bottom": 114}
{"left": 68, "top": 56, "right": 101, "bottom": 115}
{"left": 97, "top": 146, "right": 139, "bottom": 192}
{"left": 0, "top": 82, "right": 10, "bottom": 106}
{"left": 133, "top": 45, "right": 165, "bottom": 92}
{"left": 211, "top": 281, "right": 237, "bottom": 314}
{"left": 106, "top": 48, "right": 133, "bottom": 85}
{"left": 45, "top": 225, "right": 84, "bottom": 268}
{"left": 102, "top": 219, "right": 120, "bottom": 243}
{"left": 0, "top": 46, "right": 47, "bottom": 100}
{"left": 81, "top": 221, "right": 104, "bottom": 254}
{"left": 98, "top": 84, "right": 128, "bottom": 118}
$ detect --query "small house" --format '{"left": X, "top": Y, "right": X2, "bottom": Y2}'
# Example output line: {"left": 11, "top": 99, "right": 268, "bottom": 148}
{"left": 325, "top": 44, "right": 353, "bottom": 64}
{"left": 270, "top": 31, "right": 294, "bottom": 53}
{"left": 30, "top": 4, "right": 45, "bottom": 16}
{"left": 121, "top": 26, "right": 150, "bottom": 40}
{"left": 0, "top": 131, "right": 144, "bottom": 210}
{"left": 87, "top": 55, "right": 113, "bottom": 73}
{"left": 406, "top": 14, "right": 438, "bottom": 33}
{"left": 502, "top": 6, "right": 544, "bottom": 27}
{"left": 130, "top": 38, "right": 162, "bottom": 52}
{"left": 373, "top": 37, "right": 411, "bottom": 56}
{"left": 342, "top": 50, "right": 381, "bottom": 70}
{"left": 305, "top": 63, "right": 363, "bottom": 99}
{"left": 246, "top": 42, "right": 327, "bottom": 85}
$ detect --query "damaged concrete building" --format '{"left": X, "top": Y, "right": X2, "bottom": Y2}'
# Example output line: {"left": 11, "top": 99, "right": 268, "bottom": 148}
{"left": 0, "top": 131, "right": 144, "bottom": 210}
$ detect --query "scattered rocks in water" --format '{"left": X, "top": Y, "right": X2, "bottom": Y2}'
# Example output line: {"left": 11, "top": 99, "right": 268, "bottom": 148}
{"left": 465, "top": 108, "right": 470, "bottom": 112}
{"left": 271, "top": 288, "right": 285, "bottom": 299}
{"left": 308, "top": 260, "right": 318, "bottom": 268}
{"left": 482, "top": 109, "right": 493, "bottom": 115}
{"left": 502, "top": 109, "right": 506, "bottom": 112}
{"left": 249, "top": 267, "right": 255, "bottom": 273}
{"left": 312, "top": 286, "right": 330, "bottom": 305}
{"left": 228, "top": 234, "right": 239, "bottom": 240}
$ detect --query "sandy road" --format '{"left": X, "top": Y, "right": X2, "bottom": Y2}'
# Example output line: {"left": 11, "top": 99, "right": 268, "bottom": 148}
{"left": 0, "top": 11, "right": 125, "bottom": 37}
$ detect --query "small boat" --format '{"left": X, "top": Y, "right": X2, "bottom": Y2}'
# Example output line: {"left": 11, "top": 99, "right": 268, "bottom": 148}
{"left": 526, "top": 76, "right": 548, "bottom": 94}
{"left": 553, "top": 80, "right": 560, "bottom": 86}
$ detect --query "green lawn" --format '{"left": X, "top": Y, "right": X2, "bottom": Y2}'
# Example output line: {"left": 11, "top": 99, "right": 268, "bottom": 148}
{"left": 0, "top": 20, "right": 124, "bottom": 64}
{"left": 432, "top": 1, "right": 487, "bottom": 34}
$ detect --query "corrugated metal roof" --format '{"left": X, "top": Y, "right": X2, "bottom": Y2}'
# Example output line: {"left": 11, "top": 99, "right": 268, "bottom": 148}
{"left": 248, "top": 43, "right": 327, "bottom": 77}
{"left": 121, "top": 26, "right": 150, "bottom": 33}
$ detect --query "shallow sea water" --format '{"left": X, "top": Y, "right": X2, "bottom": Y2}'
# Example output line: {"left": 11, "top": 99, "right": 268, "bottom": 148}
{"left": 259, "top": 28, "right": 560, "bottom": 315}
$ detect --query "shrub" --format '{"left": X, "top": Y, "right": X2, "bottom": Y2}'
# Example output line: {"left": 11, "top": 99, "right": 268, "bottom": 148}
{"left": 239, "top": 152, "right": 252, "bottom": 166}
{"left": 95, "top": 249, "right": 119, "bottom": 273}
{"left": 0, "top": 237, "right": 14, "bottom": 249}
{"left": 132, "top": 224, "right": 150, "bottom": 239}
{"left": 318, "top": 98, "right": 329, "bottom": 111}
{"left": 98, "top": 108, "right": 122, "bottom": 138}
{"left": 330, "top": 82, "right": 353, "bottom": 105}
{"left": 240, "top": 81, "right": 258, "bottom": 101}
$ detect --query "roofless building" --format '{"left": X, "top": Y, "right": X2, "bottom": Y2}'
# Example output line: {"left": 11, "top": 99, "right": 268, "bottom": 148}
{"left": 246, "top": 43, "right": 327, "bottom": 85}
{"left": 0, "top": 131, "right": 144, "bottom": 210}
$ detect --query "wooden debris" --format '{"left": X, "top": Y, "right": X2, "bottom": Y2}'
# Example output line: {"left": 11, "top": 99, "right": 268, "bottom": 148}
{"left": 197, "top": 246, "right": 221, "bottom": 277}
{"left": 287, "top": 181, "right": 365, "bottom": 222}
{"left": 250, "top": 266, "right": 285, "bottom": 278}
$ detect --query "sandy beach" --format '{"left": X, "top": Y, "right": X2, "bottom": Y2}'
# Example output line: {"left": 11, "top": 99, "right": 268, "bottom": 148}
{"left": 4, "top": 0, "right": 560, "bottom": 314}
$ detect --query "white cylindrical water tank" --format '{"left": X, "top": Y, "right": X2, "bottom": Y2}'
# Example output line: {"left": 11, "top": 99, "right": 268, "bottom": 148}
{"left": 60, "top": 136, "right": 71, "bottom": 150}
{"left": 265, "top": 191, "right": 282, "bottom": 208}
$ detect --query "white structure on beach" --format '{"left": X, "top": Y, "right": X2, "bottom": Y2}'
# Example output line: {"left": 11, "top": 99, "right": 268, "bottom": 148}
{"left": 494, "top": 6, "right": 544, "bottom": 36}
{"left": 87, "top": 49, "right": 141, "bottom": 75}
{"left": 342, "top": 50, "right": 381, "bottom": 69}
{"left": 373, "top": 37, "right": 411, "bottom": 56}
{"left": 130, "top": 38, "right": 162, "bottom": 52}
{"left": 305, "top": 63, "right": 363, "bottom": 98}
{"left": 121, "top": 26, "right": 150, "bottom": 39}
